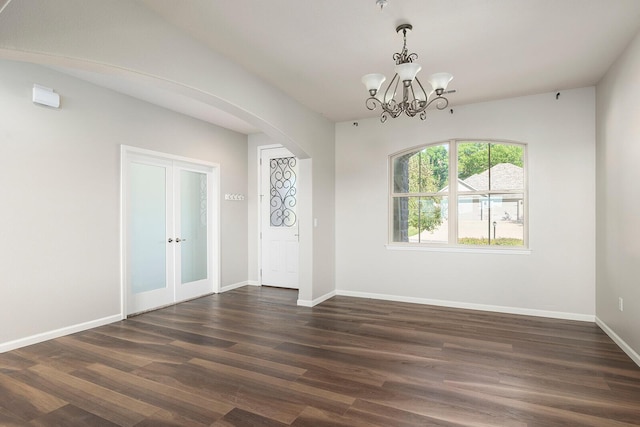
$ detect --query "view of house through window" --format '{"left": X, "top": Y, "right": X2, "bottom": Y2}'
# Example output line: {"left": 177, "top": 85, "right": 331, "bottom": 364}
{"left": 391, "top": 140, "right": 526, "bottom": 247}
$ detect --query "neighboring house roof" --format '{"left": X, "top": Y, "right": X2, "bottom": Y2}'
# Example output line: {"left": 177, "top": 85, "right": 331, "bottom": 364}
{"left": 439, "top": 163, "right": 523, "bottom": 193}
{"left": 440, "top": 180, "right": 477, "bottom": 193}
{"left": 462, "top": 163, "right": 523, "bottom": 191}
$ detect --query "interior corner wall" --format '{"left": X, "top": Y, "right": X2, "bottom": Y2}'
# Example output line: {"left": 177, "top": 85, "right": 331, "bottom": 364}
{"left": 247, "top": 134, "right": 267, "bottom": 285}
{"left": 335, "top": 88, "right": 596, "bottom": 318}
{"left": 596, "top": 30, "right": 640, "bottom": 357}
{"left": 0, "top": 59, "right": 248, "bottom": 347}
{"left": 247, "top": 132, "right": 334, "bottom": 304}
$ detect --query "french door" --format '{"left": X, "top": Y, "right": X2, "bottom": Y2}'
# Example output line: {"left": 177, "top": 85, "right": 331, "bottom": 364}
{"left": 260, "top": 147, "right": 299, "bottom": 289}
{"left": 124, "top": 149, "right": 217, "bottom": 315}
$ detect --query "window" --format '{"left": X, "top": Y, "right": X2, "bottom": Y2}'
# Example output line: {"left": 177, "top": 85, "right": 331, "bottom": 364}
{"left": 390, "top": 140, "right": 526, "bottom": 248}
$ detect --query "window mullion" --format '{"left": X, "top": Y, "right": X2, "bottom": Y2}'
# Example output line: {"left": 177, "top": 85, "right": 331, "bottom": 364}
{"left": 392, "top": 192, "right": 441, "bottom": 197}
{"left": 449, "top": 139, "right": 457, "bottom": 245}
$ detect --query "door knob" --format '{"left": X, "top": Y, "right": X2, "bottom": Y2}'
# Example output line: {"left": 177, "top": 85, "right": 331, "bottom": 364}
{"left": 168, "top": 238, "right": 173, "bottom": 243}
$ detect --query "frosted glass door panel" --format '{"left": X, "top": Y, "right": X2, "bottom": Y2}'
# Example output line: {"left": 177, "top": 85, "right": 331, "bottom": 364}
{"left": 130, "top": 162, "right": 167, "bottom": 294}
{"left": 180, "top": 170, "right": 208, "bottom": 284}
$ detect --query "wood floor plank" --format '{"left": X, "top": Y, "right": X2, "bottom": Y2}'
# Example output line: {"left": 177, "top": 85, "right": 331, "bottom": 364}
{"left": 190, "top": 357, "right": 354, "bottom": 405}
{"left": 169, "top": 340, "right": 307, "bottom": 379}
{"left": 130, "top": 360, "right": 305, "bottom": 424}
{"left": 348, "top": 399, "right": 471, "bottom": 427}
{"left": 9, "top": 364, "right": 168, "bottom": 426}
{"left": 0, "top": 351, "right": 36, "bottom": 374}
{"left": 228, "top": 341, "right": 400, "bottom": 387}
{"left": 0, "top": 286, "right": 638, "bottom": 426}
{"left": 28, "top": 404, "right": 120, "bottom": 427}
{"left": 212, "top": 407, "right": 289, "bottom": 427}
{"left": 0, "top": 372, "right": 67, "bottom": 421}
{"left": 74, "top": 363, "right": 234, "bottom": 423}
{"left": 0, "top": 406, "right": 28, "bottom": 427}
{"left": 54, "top": 336, "right": 155, "bottom": 369}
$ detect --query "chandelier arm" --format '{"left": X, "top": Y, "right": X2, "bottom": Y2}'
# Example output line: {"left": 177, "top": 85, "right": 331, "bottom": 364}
{"left": 424, "top": 96, "right": 450, "bottom": 111}
{"left": 365, "top": 96, "right": 380, "bottom": 111}
{"left": 381, "top": 73, "right": 399, "bottom": 109}
{"left": 379, "top": 75, "right": 403, "bottom": 118}
{"left": 414, "top": 77, "right": 429, "bottom": 102}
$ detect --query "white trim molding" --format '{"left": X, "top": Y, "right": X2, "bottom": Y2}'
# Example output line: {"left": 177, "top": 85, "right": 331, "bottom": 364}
{"left": 335, "top": 290, "right": 595, "bottom": 322}
{"left": 247, "top": 280, "right": 261, "bottom": 287}
{"left": 219, "top": 281, "right": 250, "bottom": 293}
{"left": 596, "top": 317, "right": 640, "bottom": 368}
{"left": 298, "top": 290, "right": 336, "bottom": 307}
{"left": 385, "top": 244, "right": 532, "bottom": 255}
{"left": 0, "top": 314, "right": 121, "bottom": 353}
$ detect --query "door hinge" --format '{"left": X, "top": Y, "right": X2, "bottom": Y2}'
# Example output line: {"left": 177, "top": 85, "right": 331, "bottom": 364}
{"left": 260, "top": 232, "right": 262, "bottom": 239}
{"left": 260, "top": 158, "right": 262, "bottom": 166}
{"left": 260, "top": 268, "right": 262, "bottom": 278}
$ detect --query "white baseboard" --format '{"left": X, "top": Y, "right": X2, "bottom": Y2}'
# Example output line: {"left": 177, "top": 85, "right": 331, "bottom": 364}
{"left": 596, "top": 316, "right": 640, "bottom": 367}
{"left": 247, "top": 280, "right": 261, "bottom": 287}
{"left": 219, "top": 281, "right": 249, "bottom": 293}
{"left": 297, "top": 290, "right": 336, "bottom": 307}
{"left": 335, "top": 290, "right": 595, "bottom": 322}
{"left": 0, "top": 314, "right": 122, "bottom": 353}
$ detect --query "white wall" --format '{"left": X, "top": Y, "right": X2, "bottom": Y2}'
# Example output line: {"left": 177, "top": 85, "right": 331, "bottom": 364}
{"left": 336, "top": 88, "right": 596, "bottom": 319}
{"left": 0, "top": 60, "right": 247, "bottom": 347}
{"left": 596, "top": 30, "right": 640, "bottom": 360}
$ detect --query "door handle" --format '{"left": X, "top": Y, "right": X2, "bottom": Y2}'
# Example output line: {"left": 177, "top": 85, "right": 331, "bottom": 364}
{"left": 168, "top": 238, "right": 173, "bottom": 243}
{"left": 176, "top": 238, "right": 187, "bottom": 243}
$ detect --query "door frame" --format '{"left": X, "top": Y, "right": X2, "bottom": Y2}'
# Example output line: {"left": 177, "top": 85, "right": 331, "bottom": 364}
{"left": 257, "top": 144, "right": 297, "bottom": 287}
{"left": 259, "top": 145, "right": 300, "bottom": 289}
{"left": 120, "top": 145, "right": 220, "bottom": 318}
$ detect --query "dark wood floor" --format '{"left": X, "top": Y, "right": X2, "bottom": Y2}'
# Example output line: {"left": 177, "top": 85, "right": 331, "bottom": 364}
{"left": 1, "top": 286, "right": 639, "bottom": 426}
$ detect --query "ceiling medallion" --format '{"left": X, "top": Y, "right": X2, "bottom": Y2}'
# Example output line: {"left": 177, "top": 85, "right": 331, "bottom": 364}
{"left": 362, "top": 24, "right": 455, "bottom": 122}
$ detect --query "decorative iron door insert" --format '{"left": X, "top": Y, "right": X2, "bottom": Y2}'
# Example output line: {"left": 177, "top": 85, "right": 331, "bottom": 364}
{"left": 269, "top": 157, "right": 297, "bottom": 227}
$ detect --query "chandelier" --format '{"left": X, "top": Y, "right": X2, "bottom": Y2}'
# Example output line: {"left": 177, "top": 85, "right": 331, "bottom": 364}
{"left": 362, "top": 24, "right": 454, "bottom": 122}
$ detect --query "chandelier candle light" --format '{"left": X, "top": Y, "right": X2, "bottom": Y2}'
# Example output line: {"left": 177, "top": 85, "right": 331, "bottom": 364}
{"left": 362, "top": 24, "right": 454, "bottom": 122}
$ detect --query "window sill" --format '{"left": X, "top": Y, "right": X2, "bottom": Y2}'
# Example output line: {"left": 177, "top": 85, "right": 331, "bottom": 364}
{"left": 385, "top": 244, "right": 531, "bottom": 255}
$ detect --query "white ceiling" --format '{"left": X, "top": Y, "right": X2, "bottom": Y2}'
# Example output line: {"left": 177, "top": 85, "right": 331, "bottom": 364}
{"left": 137, "top": 0, "right": 640, "bottom": 125}
{"left": 12, "top": 0, "right": 640, "bottom": 132}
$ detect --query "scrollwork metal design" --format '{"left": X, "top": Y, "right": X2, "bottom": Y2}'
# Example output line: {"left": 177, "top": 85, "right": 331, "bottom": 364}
{"left": 363, "top": 24, "right": 453, "bottom": 123}
{"left": 270, "top": 157, "right": 297, "bottom": 227}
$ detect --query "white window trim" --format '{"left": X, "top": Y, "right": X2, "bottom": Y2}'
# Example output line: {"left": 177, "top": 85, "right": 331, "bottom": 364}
{"left": 385, "top": 244, "right": 532, "bottom": 255}
{"left": 388, "top": 139, "right": 529, "bottom": 250}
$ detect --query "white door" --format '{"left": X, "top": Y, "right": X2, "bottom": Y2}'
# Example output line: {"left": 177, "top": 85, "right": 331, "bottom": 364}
{"left": 260, "top": 147, "right": 299, "bottom": 289}
{"left": 125, "top": 152, "right": 215, "bottom": 315}
{"left": 174, "top": 163, "right": 213, "bottom": 302}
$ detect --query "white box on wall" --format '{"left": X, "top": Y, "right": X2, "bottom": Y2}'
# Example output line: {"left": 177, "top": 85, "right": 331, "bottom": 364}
{"left": 32, "top": 84, "right": 60, "bottom": 108}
